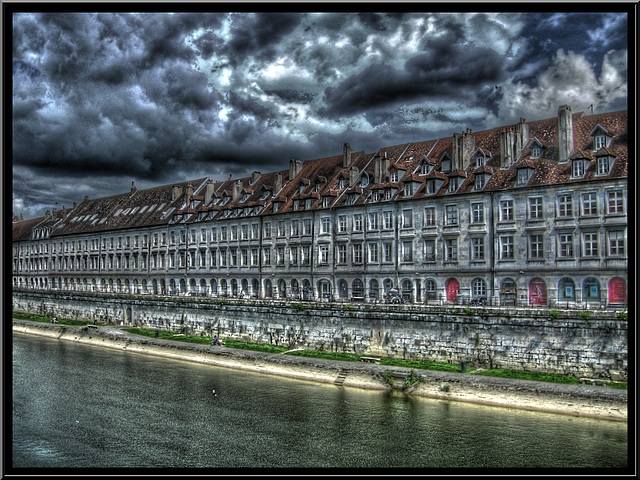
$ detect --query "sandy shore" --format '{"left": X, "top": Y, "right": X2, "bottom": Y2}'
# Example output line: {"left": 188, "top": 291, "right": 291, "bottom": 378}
{"left": 12, "top": 320, "right": 628, "bottom": 422}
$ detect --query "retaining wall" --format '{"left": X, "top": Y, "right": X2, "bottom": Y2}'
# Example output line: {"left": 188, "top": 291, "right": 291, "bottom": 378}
{"left": 12, "top": 290, "right": 628, "bottom": 380}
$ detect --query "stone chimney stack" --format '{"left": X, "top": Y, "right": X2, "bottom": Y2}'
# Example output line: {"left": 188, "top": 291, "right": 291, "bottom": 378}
{"left": 373, "top": 152, "right": 389, "bottom": 184}
{"left": 172, "top": 185, "right": 182, "bottom": 202}
{"left": 289, "top": 159, "right": 302, "bottom": 179}
{"left": 500, "top": 127, "right": 518, "bottom": 168}
{"left": 252, "top": 171, "right": 261, "bottom": 184}
{"left": 349, "top": 165, "right": 359, "bottom": 187}
{"left": 204, "top": 179, "right": 215, "bottom": 205}
{"left": 185, "top": 181, "right": 194, "bottom": 203}
{"left": 274, "top": 173, "right": 283, "bottom": 194}
{"left": 452, "top": 129, "right": 475, "bottom": 170}
{"left": 130, "top": 181, "right": 136, "bottom": 195}
{"left": 517, "top": 118, "right": 529, "bottom": 152}
{"left": 232, "top": 180, "right": 243, "bottom": 201}
{"left": 343, "top": 143, "right": 352, "bottom": 168}
{"left": 557, "top": 105, "right": 573, "bottom": 163}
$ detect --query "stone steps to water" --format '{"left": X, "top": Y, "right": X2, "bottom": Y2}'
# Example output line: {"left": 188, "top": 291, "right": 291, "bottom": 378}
{"left": 334, "top": 368, "right": 349, "bottom": 385}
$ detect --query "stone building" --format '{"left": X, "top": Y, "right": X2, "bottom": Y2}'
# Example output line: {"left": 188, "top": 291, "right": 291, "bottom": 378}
{"left": 12, "top": 105, "right": 628, "bottom": 308}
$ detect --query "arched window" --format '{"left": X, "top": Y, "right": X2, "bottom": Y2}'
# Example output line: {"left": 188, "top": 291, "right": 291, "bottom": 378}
{"left": 290, "top": 279, "right": 299, "bottom": 298}
{"left": 583, "top": 277, "right": 600, "bottom": 303}
{"left": 369, "top": 279, "right": 380, "bottom": 300}
{"left": 424, "top": 279, "right": 437, "bottom": 301}
{"left": 558, "top": 277, "right": 575, "bottom": 301}
{"left": 401, "top": 280, "right": 413, "bottom": 302}
{"left": 210, "top": 279, "right": 218, "bottom": 296}
{"left": 264, "top": 279, "right": 273, "bottom": 298}
{"left": 352, "top": 279, "right": 364, "bottom": 298}
{"left": 472, "top": 278, "right": 486, "bottom": 297}
{"left": 338, "top": 279, "right": 348, "bottom": 298}
{"left": 251, "top": 278, "right": 259, "bottom": 297}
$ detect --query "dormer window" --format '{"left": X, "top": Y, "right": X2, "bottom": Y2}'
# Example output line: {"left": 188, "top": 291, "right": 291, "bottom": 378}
{"left": 347, "top": 193, "right": 358, "bottom": 205}
{"left": 261, "top": 190, "right": 271, "bottom": 200}
{"left": 517, "top": 168, "right": 532, "bottom": 186}
{"left": 448, "top": 177, "right": 460, "bottom": 193}
{"left": 475, "top": 173, "right": 486, "bottom": 190}
{"left": 299, "top": 184, "right": 305, "bottom": 193}
{"left": 426, "top": 180, "right": 436, "bottom": 195}
{"left": 273, "top": 202, "right": 280, "bottom": 213}
{"left": 475, "top": 155, "right": 485, "bottom": 168}
{"left": 314, "top": 182, "right": 322, "bottom": 192}
{"left": 591, "top": 125, "right": 612, "bottom": 151}
{"left": 361, "top": 174, "right": 369, "bottom": 188}
{"left": 338, "top": 178, "right": 346, "bottom": 189}
{"left": 390, "top": 172, "right": 398, "bottom": 183}
{"left": 571, "top": 159, "right": 586, "bottom": 178}
{"left": 420, "top": 163, "right": 431, "bottom": 175}
{"left": 403, "top": 182, "right": 414, "bottom": 197}
{"left": 242, "top": 193, "right": 250, "bottom": 202}
{"left": 441, "top": 158, "right": 451, "bottom": 173}
{"left": 531, "top": 146, "right": 542, "bottom": 158}
{"left": 596, "top": 155, "right": 613, "bottom": 176}
{"left": 322, "top": 197, "right": 331, "bottom": 208}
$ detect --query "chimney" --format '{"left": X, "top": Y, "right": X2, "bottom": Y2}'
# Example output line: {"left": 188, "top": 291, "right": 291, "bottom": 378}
{"left": 130, "top": 181, "right": 136, "bottom": 195}
{"left": 343, "top": 143, "right": 352, "bottom": 168}
{"left": 185, "top": 181, "right": 194, "bottom": 202}
{"left": 374, "top": 153, "right": 389, "bottom": 184}
{"left": 84, "top": 195, "right": 89, "bottom": 202}
{"left": 499, "top": 129, "right": 517, "bottom": 168}
{"left": 557, "top": 105, "right": 573, "bottom": 163}
{"left": 274, "top": 173, "right": 283, "bottom": 194}
{"left": 289, "top": 159, "right": 302, "bottom": 179}
{"left": 232, "top": 180, "right": 242, "bottom": 201}
{"left": 252, "top": 171, "right": 261, "bottom": 184}
{"left": 349, "top": 165, "right": 359, "bottom": 187}
{"left": 204, "top": 179, "right": 215, "bottom": 205}
{"left": 517, "top": 118, "right": 529, "bottom": 154}
{"left": 172, "top": 185, "right": 182, "bottom": 202}
{"left": 45, "top": 210, "right": 51, "bottom": 220}
{"left": 452, "top": 130, "right": 475, "bottom": 170}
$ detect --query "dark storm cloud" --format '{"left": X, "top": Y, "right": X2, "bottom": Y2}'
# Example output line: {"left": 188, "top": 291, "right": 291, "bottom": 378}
{"left": 222, "top": 13, "right": 301, "bottom": 66}
{"left": 320, "top": 42, "right": 505, "bottom": 118}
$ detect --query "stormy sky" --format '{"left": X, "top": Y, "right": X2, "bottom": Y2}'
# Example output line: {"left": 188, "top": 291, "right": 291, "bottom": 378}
{"left": 10, "top": 9, "right": 629, "bottom": 220}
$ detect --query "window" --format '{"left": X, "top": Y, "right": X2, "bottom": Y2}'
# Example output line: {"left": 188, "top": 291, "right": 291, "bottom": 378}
{"left": 230, "top": 249, "right": 237, "bottom": 266}
{"left": 383, "top": 211, "right": 393, "bottom": 229}
{"left": 319, "top": 245, "right": 328, "bottom": 264}
{"left": 471, "top": 203, "right": 484, "bottom": 224}
{"left": 517, "top": 168, "right": 530, "bottom": 185}
{"left": 448, "top": 177, "right": 459, "bottom": 193}
{"left": 353, "top": 214, "right": 363, "bottom": 232}
{"left": 301, "top": 246, "right": 310, "bottom": 265}
{"left": 322, "top": 197, "right": 331, "bottom": 208}
{"left": 583, "top": 233, "right": 599, "bottom": 257}
{"left": 425, "top": 279, "right": 437, "bottom": 299}
{"left": 241, "top": 224, "right": 248, "bottom": 240}
{"left": 425, "top": 207, "right": 436, "bottom": 226}
{"left": 571, "top": 160, "right": 585, "bottom": 178}
{"left": 391, "top": 172, "right": 398, "bottom": 183}
{"left": 353, "top": 243, "right": 363, "bottom": 264}
{"left": 421, "top": 163, "right": 430, "bottom": 175}
{"left": 475, "top": 173, "right": 486, "bottom": 190}
{"left": 445, "top": 238, "right": 457, "bottom": 261}
{"left": 559, "top": 233, "right": 574, "bottom": 257}
{"left": 558, "top": 194, "right": 573, "bottom": 217}
{"left": 337, "top": 244, "right": 347, "bottom": 263}
{"left": 594, "top": 134, "right": 607, "bottom": 150}
{"left": 368, "top": 243, "right": 379, "bottom": 263}
{"left": 500, "top": 200, "right": 514, "bottom": 221}
{"left": 607, "top": 190, "right": 624, "bottom": 214}
{"left": 404, "top": 182, "right": 413, "bottom": 197}
{"left": 402, "top": 209, "right": 413, "bottom": 228}
{"left": 475, "top": 155, "right": 485, "bottom": 168}
{"left": 445, "top": 205, "right": 458, "bottom": 225}
{"left": 383, "top": 243, "right": 392, "bottom": 263}
{"left": 303, "top": 219, "right": 312, "bottom": 235}
{"left": 597, "top": 156, "right": 611, "bottom": 175}
{"left": 321, "top": 217, "right": 331, "bottom": 234}
{"left": 581, "top": 192, "right": 598, "bottom": 216}
{"left": 471, "top": 237, "right": 484, "bottom": 260}
{"left": 368, "top": 212, "right": 378, "bottom": 231}
{"left": 277, "top": 247, "right": 285, "bottom": 265}
{"left": 263, "top": 223, "right": 270, "bottom": 239}
{"left": 241, "top": 249, "right": 248, "bottom": 266}
{"left": 500, "top": 235, "right": 514, "bottom": 259}
{"left": 338, "top": 215, "right": 347, "bottom": 233}
{"left": 531, "top": 146, "right": 541, "bottom": 158}
{"left": 529, "top": 197, "right": 544, "bottom": 220}
{"left": 401, "top": 241, "right": 413, "bottom": 262}
{"left": 263, "top": 248, "right": 271, "bottom": 266}
{"left": 291, "top": 220, "right": 299, "bottom": 236}
{"left": 338, "top": 178, "right": 346, "bottom": 189}
{"left": 608, "top": 231, "right": 625, "bottom": 256}
{"left": 472, "top": 278, "right": 487, "bottom": 297}
{"left": 529, "top": 234, "right": 544, "bottom": 259}
{"left": 426, "top": 180, "right": 436, "bottom": 194}
{"left": 424, "top": 239, "right": 435, "bottom": 262}
{"left": 252, "top": 248, "right": 259, "bottom": 266}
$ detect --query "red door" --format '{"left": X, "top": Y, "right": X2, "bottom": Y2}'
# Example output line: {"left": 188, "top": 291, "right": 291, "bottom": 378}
{"left": 528, "top": 278, "right": 547, "bottom": 305}
{"left": 608, "top": 278, "right": 627, "bottom": 304}
{"left": 446, "top": 278, "right": 459, "bottom": 302}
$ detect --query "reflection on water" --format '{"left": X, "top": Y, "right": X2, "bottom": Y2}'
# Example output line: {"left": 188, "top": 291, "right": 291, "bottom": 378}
{"left": 12, "top": 333, "right": 628, "bottom": 471}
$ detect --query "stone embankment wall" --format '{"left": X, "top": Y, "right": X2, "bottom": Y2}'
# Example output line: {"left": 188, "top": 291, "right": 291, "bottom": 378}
{"left": 12, "top": 290, "right": 628, "bottom": 380}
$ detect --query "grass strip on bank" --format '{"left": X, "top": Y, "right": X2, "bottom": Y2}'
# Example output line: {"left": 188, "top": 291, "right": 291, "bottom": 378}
{"left": 12, "top": 313, "right": 627, "bottom": 390}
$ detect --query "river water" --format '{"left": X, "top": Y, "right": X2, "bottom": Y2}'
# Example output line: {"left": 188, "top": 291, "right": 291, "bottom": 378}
{"left": 11, "top": 333, "right": 628, "bottom": 473}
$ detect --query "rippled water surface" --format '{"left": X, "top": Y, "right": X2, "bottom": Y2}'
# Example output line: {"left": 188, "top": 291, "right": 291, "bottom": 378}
{"left": 12, "top": 333, "right": 628, "bottom": 472}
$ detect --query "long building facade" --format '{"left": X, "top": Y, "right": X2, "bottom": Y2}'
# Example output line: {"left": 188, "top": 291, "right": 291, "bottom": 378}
{"left": 12, "top": 105, "right": 628, "bottom": 308}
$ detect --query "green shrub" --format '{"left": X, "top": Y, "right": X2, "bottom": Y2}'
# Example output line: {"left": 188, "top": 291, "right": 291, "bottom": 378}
{"left": 580, "top": 311, "right": 591, "bottom": 320}
{"left": 549, "top": 309, "right": 560, "bottom": 319}
{"left": 617, "top": 311, "right": 628, "bottom": 320}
